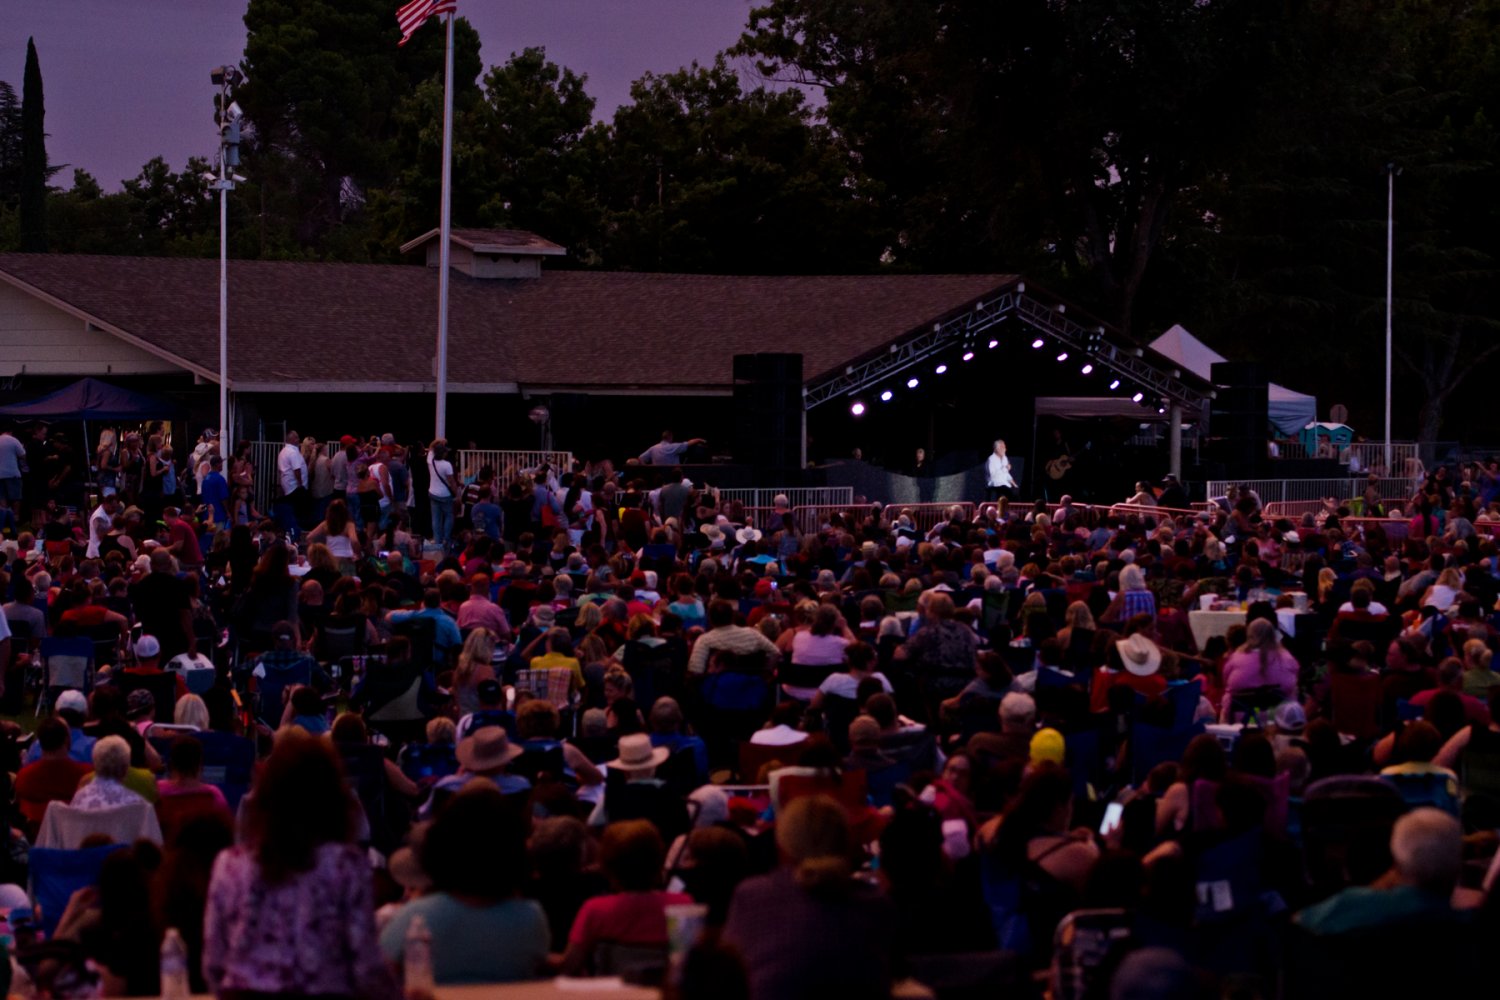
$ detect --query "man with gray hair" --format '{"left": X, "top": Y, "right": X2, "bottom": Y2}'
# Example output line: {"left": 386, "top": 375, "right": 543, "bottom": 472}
{"left": 1296, "top": 807, "right": 1462, "bottom": 934}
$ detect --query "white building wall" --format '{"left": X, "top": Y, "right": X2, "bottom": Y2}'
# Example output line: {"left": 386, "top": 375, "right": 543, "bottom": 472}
{"left": 0, "top": 283, "right": 183, "bottom": 376}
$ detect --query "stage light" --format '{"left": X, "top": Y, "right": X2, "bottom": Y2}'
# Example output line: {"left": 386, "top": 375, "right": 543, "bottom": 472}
{"left": 962, "top": 351, "right": 975, "bottom": 362}
{"left": 1157, "top": 406, "right": 1166, "bottom": 414}
{"left": 1081, "top": 364, "right": 1093, "bottom": 375}
{"left": 907, "top": 377, "right": 919, "bottom": 389}
{"left": 1132, "top": 392, "right": 1144, "bottom": 403}
{"left": 1031, "top": 338, "right": 1044, "bottom": 349}
{"left": 1109, "top": 379, "right": 1121, "bottom": 390}
{"left": 935, "top": 364, "right": 948, "bottom": 375}
{"left": 880, "top": 390, "right": 893, "bottom": 402}
{"left": 851, "top": 401, "right": 866, "bottom": 416}
{"left": 1056, "top": 352, "right": 1068, "bottom": 362}
{"left": 988, "top": 339, "right": 999, "bottom": 349}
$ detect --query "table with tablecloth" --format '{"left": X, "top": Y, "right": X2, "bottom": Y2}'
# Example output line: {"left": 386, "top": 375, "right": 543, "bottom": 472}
{"left": 1188, "top": 608, "right": 1301, "bottom": 650}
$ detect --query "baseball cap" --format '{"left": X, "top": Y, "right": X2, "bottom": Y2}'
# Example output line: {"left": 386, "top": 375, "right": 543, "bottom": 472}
{"left": 126, "top": 688, "right": 156, "bottom": 720}
{"left": 1273, "top": 701, "right": 1307, "bottom": 734}
{"left": 477, "top": 679, "right": 503, "bottom": 705}
{"left": 339, "top": 434, "right": 358, "bottom": 446}
{"left": 1030, "top": 727, "right": 1066, "bottom": 766}
{"left": 55, "top": 690, "right": 88, "bottom": 714}
{"left": 134, "top": 635, "right": 161, "bottom": 659}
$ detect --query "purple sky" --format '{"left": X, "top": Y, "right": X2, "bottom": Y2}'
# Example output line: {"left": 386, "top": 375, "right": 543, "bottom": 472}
{"left": 5, "top": 0, "right": 762, "bottom": 191}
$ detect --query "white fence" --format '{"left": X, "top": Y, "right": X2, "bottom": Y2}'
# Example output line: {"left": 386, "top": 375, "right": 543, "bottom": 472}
{"left": 455, "top": 450, "right": 575, "bottom": 481}
{"left": 1271, "top": 439, "right": 1419, "bottom": 474}
{"left": 1206, "top": 477, "right": 1414, "bottom": 507}
{"left": 716, "top": 487, "right": 855, "bottom": 509}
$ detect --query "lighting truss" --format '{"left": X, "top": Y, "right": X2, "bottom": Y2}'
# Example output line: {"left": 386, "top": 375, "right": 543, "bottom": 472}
{"left": 802, "top": 280, "right": 1205, "bottom": 410}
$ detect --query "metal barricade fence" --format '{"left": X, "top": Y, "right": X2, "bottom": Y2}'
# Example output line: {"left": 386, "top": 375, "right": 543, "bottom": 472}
{"left": 456, "top": 450, "right": 574, "bottom": 481}
{"left": 1206, "top": 477, "right": 1412, "bottom": 506}
{"left": 715, "top": 487, "right": 855, "bottom": 509}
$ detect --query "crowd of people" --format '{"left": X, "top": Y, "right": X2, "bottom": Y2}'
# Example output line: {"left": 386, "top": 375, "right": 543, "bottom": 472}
{"left": 0, "top": 422, "right": 1493, "bottom": 997}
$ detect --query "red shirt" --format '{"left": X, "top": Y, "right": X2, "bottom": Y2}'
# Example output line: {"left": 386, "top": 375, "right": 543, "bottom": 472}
{"left": 123, "top": 664, "right": 188, "bottom": 701}
{"left": 167, "top": 520, "right": 203, "bottom": 566}
{"left": 15, "top": 757, "right": 92, "bottom": 825}
{"left": 568, "top": 890, "right": 692, "bottom": 949}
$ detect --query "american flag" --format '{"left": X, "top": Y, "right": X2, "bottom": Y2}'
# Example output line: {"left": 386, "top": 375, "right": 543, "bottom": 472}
{"left": 396, "top": 0, "right": 456, "bottom": 47}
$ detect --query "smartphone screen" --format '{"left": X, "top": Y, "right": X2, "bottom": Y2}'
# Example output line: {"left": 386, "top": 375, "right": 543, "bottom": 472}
{"left": 1099, "top": 801, "right": 1124, "bottom": 836}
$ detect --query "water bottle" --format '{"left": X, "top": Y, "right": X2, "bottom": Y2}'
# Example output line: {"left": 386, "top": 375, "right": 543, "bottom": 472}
{"left": 403, "top": 914, "right": 435, "bottom": 1000}
{"left": 160, "top": 927, "right": 189, "bottom": 1000}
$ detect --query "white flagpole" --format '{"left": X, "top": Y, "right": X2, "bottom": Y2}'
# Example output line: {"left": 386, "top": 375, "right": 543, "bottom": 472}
{"left": 434, "top": 9, "right": 455, "bottom": 439}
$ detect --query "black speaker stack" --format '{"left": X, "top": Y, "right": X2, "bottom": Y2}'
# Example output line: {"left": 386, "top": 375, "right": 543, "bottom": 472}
{"left": 1208, "top": 361, "right": 1269, "bottom": 478}
{"left": 733, "top": 353, "right": 803, "bottom": 473}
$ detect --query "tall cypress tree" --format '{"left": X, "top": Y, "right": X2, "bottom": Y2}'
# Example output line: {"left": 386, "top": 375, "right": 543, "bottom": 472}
{"left": 19, "top": 37, "right": 45, "bottom": 252}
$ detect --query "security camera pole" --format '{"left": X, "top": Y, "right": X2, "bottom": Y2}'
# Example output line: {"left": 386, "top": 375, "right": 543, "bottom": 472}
{"left": 211, "top": 65, "right": 243, "bottom": 445}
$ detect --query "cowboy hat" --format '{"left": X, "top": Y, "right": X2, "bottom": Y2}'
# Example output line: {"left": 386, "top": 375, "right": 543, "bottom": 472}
{"left": 701, "top": 524, "right": 725, "bottom": 544}
{"left": 607, "top": 732, "right": 669, "bottom": 774}
{"left": 456, "top": 728, "right": 524, "bottom": 772}
{"left": 1117, "top": 633, "right": 1163, "bottom": 677}
{"left": 735, "top": 526, "right": 763, "bottom": 544}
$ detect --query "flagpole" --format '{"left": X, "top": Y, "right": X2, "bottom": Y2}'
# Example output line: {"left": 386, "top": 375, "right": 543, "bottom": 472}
{"left": 434, "top": 9, "right": 455, "bottom": 439}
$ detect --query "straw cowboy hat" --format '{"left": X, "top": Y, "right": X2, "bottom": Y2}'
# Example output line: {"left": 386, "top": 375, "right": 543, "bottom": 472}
{"left": 1117, "top": 633, "right": 1163, "bottom": 677}
{"left": 456, "top": 728, "right": 524, "bottom": 773}
{"left": 607, "top": 733, "right": 669, "bottom": 774}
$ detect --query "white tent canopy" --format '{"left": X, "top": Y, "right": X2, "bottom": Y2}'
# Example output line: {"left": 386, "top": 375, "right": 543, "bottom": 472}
{"left": 1149, "top": 324, "right": 1317, "bottom": 436}
{"left": 1034, "top": 397, "right": 1176, "bottom": 421}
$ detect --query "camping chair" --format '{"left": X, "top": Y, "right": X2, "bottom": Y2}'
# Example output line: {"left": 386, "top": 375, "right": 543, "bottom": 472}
{"left": 155, "top": 790, "right": 232, "bottom": 844}
{"left": 698, "top": 653, "right": 772, "bottom": 766}
{"left": 980, "top": 590, "right": 1011, "bottom": 636}
{"left": 364, "top": 674, "right": 428, "bottom": 745}
{"left": 29, "top": 844, "right": 127, "bottom": 939}
{"left": 737, "top": 740, "right": 802, "bottom": 783}
{"left": 820, "top": 694, "right": 860, "bottom": 754}
{"left": 1131, "top": 720, "right": 1206, "bottom": 784}
{"left": 1329, "top": 673, "right": 1383, "bottom": 741}
{"left": 514, "top": 667, "right": 575, "bottom": 712}
{"left": 37, "top": 637, "right": 95, "bottom": 716}
{"left": 37, "top": 799, "right": 162, "bottom": 850}
{"left": 1382, "top": 770, "right": 1460, "bottom": 816}
{"left": 339, "top": 742, "right": 404, "bottom": 853}
{"left": 1300, "top": 775, "right": 1406, "bottom": 898}
{"left": 1050, "top": 909, "right": 1133, "bottom": 1000}
{"left": 1, "top": 616, "right": 32, "bottom": 714}
{"left": 777, "top": 662, "right": 837, "bottom": 701}
{"left": 391, "top": 615, "right": 438, "bottom": 667}
{"left": 196, "top": 731, "right": 256, "bottom": 811}
{"left": 397, "top": 742, "right": 459, "bottom": 787}
{"left": 115, "top": 671, "right": 179, "bottom": 724}
{"left": 314, "top": 613, "right": 366, "bottom": 665}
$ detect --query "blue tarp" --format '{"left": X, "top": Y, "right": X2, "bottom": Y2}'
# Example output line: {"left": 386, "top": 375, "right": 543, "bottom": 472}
{"left": 0, "top": 378, "right": 180, "bottom": 421}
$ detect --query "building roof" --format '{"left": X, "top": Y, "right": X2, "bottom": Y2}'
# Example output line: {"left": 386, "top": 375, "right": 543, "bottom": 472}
{"left": 398, "top": 228, "right": 568, "bottom": 256}
{"left": 0, "top": 253, "right": 1013, "bottom": 394}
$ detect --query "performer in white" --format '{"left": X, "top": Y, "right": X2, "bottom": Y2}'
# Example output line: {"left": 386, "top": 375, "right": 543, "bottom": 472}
{"left": 986, "top": 439, "right": 1018, "bottom": 500}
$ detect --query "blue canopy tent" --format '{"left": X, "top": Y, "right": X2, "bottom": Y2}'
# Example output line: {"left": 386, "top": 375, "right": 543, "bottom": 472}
{"left": 0, "top": 379, "right": 185, "bottom": 496}
{"left": 0, "top": 378, "right": 180, "bottom": 422}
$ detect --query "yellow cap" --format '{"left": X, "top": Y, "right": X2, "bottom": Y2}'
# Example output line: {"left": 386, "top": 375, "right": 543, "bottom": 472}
{"left": 1030, "top": 727, "right": 1066, "bottom": 766}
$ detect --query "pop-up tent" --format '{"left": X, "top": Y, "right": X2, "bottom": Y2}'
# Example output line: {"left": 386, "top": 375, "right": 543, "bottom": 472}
{"left": 0, "top": 378, "right": 180, "bottom": 421}
{"left": 1149, "top": 325, "right": 1317, "bottom": 436}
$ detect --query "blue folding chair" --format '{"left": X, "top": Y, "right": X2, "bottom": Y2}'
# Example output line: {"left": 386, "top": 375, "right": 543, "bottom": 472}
{"left": 30, "top": 844, "right": 127, "bottom": 939}
{"left": 1165, "top": 680, "right": 1204, "bottom": 730}
{"left": 1382, "top": 770, "right": 1461, "bottom": 816}
{"left": 398, "top": 742, "right": 459, "bottom": 785}
{"left": 1131, "top": 721, "right": 1206, "bottom": 784}
{"left": 196, "top": 731, "right": 256, "bottom": 811}
{"left": 1395, "top": 699, "right": 1423, "bottom": 723}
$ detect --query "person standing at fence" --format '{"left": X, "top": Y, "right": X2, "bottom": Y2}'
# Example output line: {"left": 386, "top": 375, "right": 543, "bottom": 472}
{"left": 427, "top": 439, "right": 460, "bottom": 551}
{"left": 985, "top": 440, "right": 1017, "bottom": 501}
{"left": 276, "top": 430, "right": 309, "bottom": 540}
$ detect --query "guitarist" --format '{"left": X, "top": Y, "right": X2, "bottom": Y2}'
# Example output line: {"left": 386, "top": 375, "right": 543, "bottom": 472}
{"left": 1043, "top": 428, "right": 1075, "bottom": 499}
{"left": 985, "top": 439, "right": 1018, "bottom": 500}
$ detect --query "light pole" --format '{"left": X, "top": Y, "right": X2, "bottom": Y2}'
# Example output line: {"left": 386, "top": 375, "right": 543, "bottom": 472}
{"left": 210, "top": 65, "right": 244, "bottom": 445}
{"left": 1384, "top": 162, "right": 1399, "bottom": 476}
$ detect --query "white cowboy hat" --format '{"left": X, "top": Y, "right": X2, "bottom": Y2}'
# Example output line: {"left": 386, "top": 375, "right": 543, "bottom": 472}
{"left": 608, "top": 732, "right": 670, "bottom": 774}
{"left": 1117, "top": 634, "right": 1163, "bottom": 677}
{"left": 735, "top": 526, "right": 763, "bottom": 544}
{"left": 456, "top": 727, "right": 524, "bottom": 772}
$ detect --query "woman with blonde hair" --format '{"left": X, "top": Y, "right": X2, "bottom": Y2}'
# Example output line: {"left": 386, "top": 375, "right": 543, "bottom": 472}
{"left": 452, "top": 629, "right": 497, "bottom": 716}
{"left": 723, "top": 795, "right": 896, "bottom": 1000}
{"left": 96, "top": 427, "right": 119, "bottom": 496}
{"left": 1056, "top": 601, "right": 1096, "bottom": 651}
{"left": 1462, "top": 638, "right": 1500, "bottom": 698}
{"left": 1421, "top": 566, "right": 1467, "bottom": 612}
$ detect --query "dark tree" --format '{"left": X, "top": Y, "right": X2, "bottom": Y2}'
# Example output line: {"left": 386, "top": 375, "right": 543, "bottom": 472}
{"left": 19, "top": 38, "right": 45, "bottom": 252}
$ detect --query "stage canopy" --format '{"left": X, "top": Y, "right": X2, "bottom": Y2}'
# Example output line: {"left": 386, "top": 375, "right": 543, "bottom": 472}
{"left": 0, "top": 378, "right": 181, "bottom": 421}
{"left": 1148, "top": 325, "right": 1317, "bottom": 436}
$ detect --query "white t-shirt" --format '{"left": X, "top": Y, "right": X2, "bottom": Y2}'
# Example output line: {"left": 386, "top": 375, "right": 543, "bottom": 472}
{"left": 818, "top": 671, "right": 893, "bottom": 699}
{"left": 87, "top": 504, "right": 112, "bottom": 558}
{"left": 277, "top": 444, "right": 307, "bottom": 496}
{"left": 428, "top": 456, "right": 455, "bottom": 498}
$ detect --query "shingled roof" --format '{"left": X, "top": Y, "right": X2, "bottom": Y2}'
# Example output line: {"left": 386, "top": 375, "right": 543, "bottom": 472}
{"left": 0, "top": 253, "right": 1014, "bottom": 393}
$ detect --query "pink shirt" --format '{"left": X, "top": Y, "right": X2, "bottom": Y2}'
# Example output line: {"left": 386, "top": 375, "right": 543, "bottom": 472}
{"left": 1221, "top": 647, "right": 1300, "bottom": 714}
{"left": 569, "top": 890, "right": 693, "bottom": 949}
